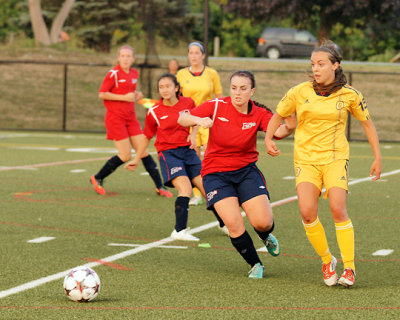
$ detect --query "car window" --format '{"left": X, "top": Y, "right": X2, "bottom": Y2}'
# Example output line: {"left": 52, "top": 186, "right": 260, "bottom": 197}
{"left": 277, "top": 29, "right": 294, "bottom": 41}
{"left": 295, "top": 31, "right": 317, "bottom": 42}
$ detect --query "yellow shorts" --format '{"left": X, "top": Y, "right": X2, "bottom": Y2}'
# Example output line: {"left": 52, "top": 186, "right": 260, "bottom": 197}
{"left": 294, "top": 159, "right": 349, "bottom": 198}
{"left": 196, "top": 126, "right": 209, "bottom": 147}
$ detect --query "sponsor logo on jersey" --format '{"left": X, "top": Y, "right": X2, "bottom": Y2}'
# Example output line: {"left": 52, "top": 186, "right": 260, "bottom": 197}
{"left": 304, "top": 99, "right": 309, "bottom": 104}
{"left": 160, "top": 115, "right": 168, "bottom": 119}
{"left": 242, "top": 122, "right": 256, "bottom": 130}
{"left": 340, "top": 176, "right": 346, "bottom": 180}
{"left": 258, "top": 186, "right": 266, "bottom": 189}
{"left": 170, "top": 166, "right": 183, "bottom": 175}
{"left": 118, "top": 79, "right": 126, "bottom": 83}
{"left": 207, "top": 190, "right": 218, "bottom": 202}
{"left": 217, "top": 117, "right": 229, "bottom": 122}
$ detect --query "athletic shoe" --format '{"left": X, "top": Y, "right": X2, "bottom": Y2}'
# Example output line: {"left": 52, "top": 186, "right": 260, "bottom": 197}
{"left": 156, "top": 187, "right": 173, "bottom": 198}
{"left": 338, "top": 268, "right": 355, "bottom": 288}
{"left": 262, "top": 234, "right": 280, "bottom": 257}
{"left": 322, "top": 256, "right": 338, "bottom": 286}
{"left": 170, "top": 228, "right": 199, "bottom": 241}
{"left": 248, "top": 262, "right": 264, "bottom": 279}
{"left": 189, "top": 195, "right": 203, "bottom": 206}
{"left": 218, "top": 225, "right": 229, "bottom": 236}
{"left": 90, "top": 175, "right": 105, "bottom": 195}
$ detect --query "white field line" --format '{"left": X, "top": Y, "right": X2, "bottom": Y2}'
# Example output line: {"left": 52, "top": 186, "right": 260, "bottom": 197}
{"left": 108, "top": 243, "right": 188, "bottom": 249}
{"left": 0, "top": 168, "right": 399, "bottom": 299}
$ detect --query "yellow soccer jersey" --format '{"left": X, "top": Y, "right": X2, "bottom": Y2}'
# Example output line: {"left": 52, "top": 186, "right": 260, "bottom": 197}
{"left": 176, "top": 66, "right": 223, "bottom": 105}
{"left": 276, "top": 81, "right": 370, "bottom": 164}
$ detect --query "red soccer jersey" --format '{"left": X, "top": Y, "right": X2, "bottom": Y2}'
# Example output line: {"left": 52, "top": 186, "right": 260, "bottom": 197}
{"left": 99, "top": 65, "right": 139, "bottom": 119}
{"left": 190, "top": 97, "right": 273, "bottom": 176}
{"left": 143, "top": 96, "right": 196, "bottom": 152}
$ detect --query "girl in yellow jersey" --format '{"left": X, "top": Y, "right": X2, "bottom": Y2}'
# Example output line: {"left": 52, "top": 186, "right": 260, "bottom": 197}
{"left": 177, "top": 42, "right": 223, "bottom": 207}
{"left": 265, "top": 41, "right": 381, "bottom": 288}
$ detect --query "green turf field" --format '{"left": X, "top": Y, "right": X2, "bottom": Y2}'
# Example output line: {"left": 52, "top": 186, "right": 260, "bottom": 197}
{"left": 0, "top": 131, "right": 399, "bottom": 319}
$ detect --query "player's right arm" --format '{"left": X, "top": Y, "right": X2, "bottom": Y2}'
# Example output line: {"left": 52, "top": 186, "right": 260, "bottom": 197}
{"left": 124, "top": 135, "right": 149, "bottom": 172}
{"left": 265, "top": 113, "right": 284, "bottom": 156}
{"left": 99, "top": 92, "right": 135, "bottom": 102}
{"left": 178, "top": 112, "right": 213, "bottom": 129}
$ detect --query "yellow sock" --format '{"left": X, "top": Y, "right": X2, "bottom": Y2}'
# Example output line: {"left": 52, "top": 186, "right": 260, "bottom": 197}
{"left": 303, "top": 217, "right": 332, "bottom": 264}
{"left": 335, "top": 219, "right": 355, "bottom": 271}
{"left": 193, "top": 187, "right": 201, "bottom": 198}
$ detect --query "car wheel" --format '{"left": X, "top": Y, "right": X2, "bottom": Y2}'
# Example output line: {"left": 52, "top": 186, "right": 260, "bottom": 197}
{"left": 266, "top": 47, "right": 280, "bottom": 59}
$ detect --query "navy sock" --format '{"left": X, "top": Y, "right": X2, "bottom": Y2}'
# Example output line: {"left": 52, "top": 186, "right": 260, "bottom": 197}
{"left": 211, "top": 207, "right": 225, "bottom": 228}
{"left": 254, "top": 221, "right": 275, "bottom": 242}
{"left": 141, "top": 155, "right": 163, "bottom": 189}
{"left": 174, "top": 196, "right": 190, "bottom": 232}
{"left": 230, "top": 231, "right": 261, "bottom": 267}
{"left": 95, "top": 155, "right": 124, "bottom": 180}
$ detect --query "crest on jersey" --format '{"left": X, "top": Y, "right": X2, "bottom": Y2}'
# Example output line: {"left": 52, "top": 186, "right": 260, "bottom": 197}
{"left": 132, "top": 79, "right": 137, "bottom": 84}
{"left": 336, "top": 101, "right": 344, "bottom": 110}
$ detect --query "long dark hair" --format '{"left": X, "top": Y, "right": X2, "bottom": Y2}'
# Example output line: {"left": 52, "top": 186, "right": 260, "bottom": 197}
{"left": 230, "top": 70, "right": 272, "bottom": 112}
{"left": 157, "top": 73, "right": 181, "bottom": 99}
{"left": 311, "top": 40, "right": 347, "bottom": 95}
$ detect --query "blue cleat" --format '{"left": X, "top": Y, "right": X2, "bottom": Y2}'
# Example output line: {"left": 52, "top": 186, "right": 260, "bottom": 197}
{"left": 264, "top": 234, "right": 280, "bottom": 257}
{"left": 248, "top": 262, "right": 264, "bottom": 279}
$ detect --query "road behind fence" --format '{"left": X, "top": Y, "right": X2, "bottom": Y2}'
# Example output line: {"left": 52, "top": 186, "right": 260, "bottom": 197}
{"left": 0, "top": 60, "right": 399, "bottom": 142}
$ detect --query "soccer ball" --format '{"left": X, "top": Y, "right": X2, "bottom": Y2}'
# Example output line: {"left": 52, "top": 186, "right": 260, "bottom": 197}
{"left": 63, "top": 266, "right": 100, "bottom": 302}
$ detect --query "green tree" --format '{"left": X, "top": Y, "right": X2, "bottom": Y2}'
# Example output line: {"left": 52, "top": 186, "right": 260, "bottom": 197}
{"left": 0, "top": 0, "right": 28, "bottom": 42}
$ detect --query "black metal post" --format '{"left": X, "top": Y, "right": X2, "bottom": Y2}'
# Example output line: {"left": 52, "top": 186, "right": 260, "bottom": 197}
{"left": 203, "top": 0, "right": 209, "bottom": 65}
{"left": 62, "top": 63, "right": 68, "bottom": 132}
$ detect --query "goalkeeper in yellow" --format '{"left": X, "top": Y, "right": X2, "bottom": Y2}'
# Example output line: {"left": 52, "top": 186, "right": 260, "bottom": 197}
{"left": 265, "top": 41, "right": 381, "bottom": 288}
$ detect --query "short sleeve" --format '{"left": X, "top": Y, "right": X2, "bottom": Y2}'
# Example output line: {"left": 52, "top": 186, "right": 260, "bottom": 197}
{"left": 190, "top": 100, "right": 215, "bottom": 118}
{"left": 99, "top": 70, "right": 115, "bottom": 93}
{"left": 143, "top": 110, "right": 158, "bottom": 140}
{"left": 211, "top": 69, "right": 223, "bottom": 96}
{"left": 259, "top": 108, "right": 273, "bottom": 132}
{"left": 348, "top": 91, "right": 370, "bottom": 122}
{"left": 276, "top": 86, "right": 297, "bottom": 118}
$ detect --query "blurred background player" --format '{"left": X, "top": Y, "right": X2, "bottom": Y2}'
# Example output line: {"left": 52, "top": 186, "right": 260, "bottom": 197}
{"left": 91, "top": 45, "right": 172, "bottom": 198}
{"left": 125, "top": 73, "right": 205, "bottom": 241}
{"left": 168, "top": 59, "right": 180, "bottom": 75}
{"left": 176, "top": 41, "right": 223, "bottom": 206}
{"left": 178, "top": 70, "right": 295, "bottom": 278}
{"left": 265, "top": 40, "right": 381, "bottom": 287}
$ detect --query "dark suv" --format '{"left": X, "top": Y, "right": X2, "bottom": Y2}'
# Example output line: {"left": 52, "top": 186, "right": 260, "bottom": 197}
{"left": 257, "top": 27, "right": 318, "bottom": 59}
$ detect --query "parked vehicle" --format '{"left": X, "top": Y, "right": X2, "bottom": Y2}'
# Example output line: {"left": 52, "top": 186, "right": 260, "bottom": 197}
{"left": 257, "top": 27, "right": 318, "bottom": 59}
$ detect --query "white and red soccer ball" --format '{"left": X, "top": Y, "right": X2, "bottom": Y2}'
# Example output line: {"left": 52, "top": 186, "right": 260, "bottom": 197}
{"left": 63, "top": 266, "right": 100, "bottom": 302}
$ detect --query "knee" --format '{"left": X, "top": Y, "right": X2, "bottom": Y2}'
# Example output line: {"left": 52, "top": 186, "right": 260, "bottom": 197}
{"left": 299, "top": 204, "right": 318, "bottom": 224}
{"left": 253, "top": 220, "right": 273, "bottom": 232}
{"left": 330, "top": 204, "right": 348, "bottom": 221}
{"left": 118, "top": 153, "right": 131, "bottom": 163}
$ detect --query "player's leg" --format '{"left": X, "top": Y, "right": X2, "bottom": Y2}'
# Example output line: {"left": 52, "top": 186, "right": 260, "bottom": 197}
{"left": 190, "top": 129, "right": 205, "bottom": 205}
{"left": 298, "top": 181, "right": 337, "bottom": 286}
{"left": 169, "top": 175, "right": 198, "bottom": 241}
{"left": 90, "top": 138, "right": 130, "bottom": 195}
{"left": 242, "top": 195, "right": 280, "bottom": 257}
{"left": 214, "top": 197, "right": 263, "bottom": 278}
{"left": 129, "top": 134, "right": 171, "bottom": 197}
{"left": 191, "top": 175, "right": 227, "bottom": 233}
{"left": 324, "top": 159, "right": 355, "bottom": 286}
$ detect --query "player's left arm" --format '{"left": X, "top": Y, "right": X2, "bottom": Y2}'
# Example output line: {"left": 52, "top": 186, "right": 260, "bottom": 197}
{"left": 361, "top": 119, "right": 381, "bottom": 180}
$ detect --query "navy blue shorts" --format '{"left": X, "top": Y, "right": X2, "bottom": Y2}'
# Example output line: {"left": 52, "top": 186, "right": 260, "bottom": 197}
{"left": 203, "top": 163, "right": 270, "bottom": 209}
{"left": 158, "top": 146, "right": 202, "bottom": 188}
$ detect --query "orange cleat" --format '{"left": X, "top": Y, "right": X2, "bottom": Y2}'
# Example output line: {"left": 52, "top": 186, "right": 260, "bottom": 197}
{"left": 322, "top": 256, "right": 338, "bottom": 286}
{"left": 338, "top": 268, "right": 355, "bottom": 288}
{"left": 90, "top": 175, "right": 106, "bottom": 195}
{"left": 156, "top": 187, "right": 173, "bottom": 198}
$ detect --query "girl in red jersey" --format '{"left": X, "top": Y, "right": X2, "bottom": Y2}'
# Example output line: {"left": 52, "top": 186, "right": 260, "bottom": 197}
{"left": 178, "top": 70, "right": 295, "bottom": 278}
{"left": 90, "top": 45, "right": 171, "bottom": 198}
{"left": 125, "top": 73, "right": 207, "bottom": 241}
